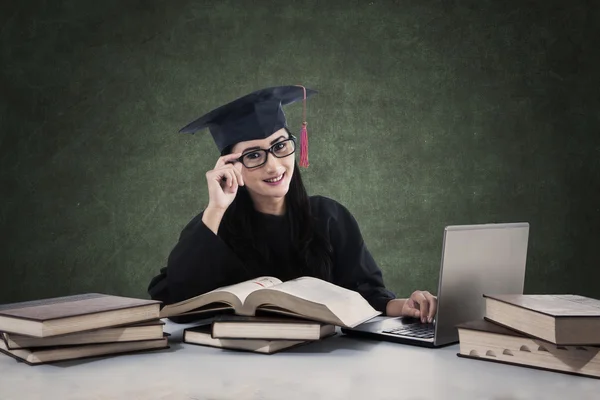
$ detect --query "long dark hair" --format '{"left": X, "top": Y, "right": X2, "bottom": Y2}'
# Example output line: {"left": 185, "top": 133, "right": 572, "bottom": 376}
{"left": 218, "top": 128, "right": 333, "bottom": 281}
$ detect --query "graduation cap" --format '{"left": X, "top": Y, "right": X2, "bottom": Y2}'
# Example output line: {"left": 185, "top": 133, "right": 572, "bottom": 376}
{"left": 179, "top": 85, "right": 317, "bottom": 167}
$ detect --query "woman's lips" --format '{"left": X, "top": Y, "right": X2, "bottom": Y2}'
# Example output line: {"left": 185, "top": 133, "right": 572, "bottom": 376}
{"left": 263, "top": 172, "right": 285, "bottom": 186}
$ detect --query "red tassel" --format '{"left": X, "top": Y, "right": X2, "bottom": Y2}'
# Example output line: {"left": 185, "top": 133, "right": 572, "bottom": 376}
{"left": 300, "top": 121, "right": 309, "bottom": 167}
{"left": 296, "top": 84, "right": 310, "bottom": 168}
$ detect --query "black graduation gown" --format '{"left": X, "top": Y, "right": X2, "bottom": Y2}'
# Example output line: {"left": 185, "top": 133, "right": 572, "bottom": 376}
{"left": 147, "top": 195, "right": 396, "bottom": 315}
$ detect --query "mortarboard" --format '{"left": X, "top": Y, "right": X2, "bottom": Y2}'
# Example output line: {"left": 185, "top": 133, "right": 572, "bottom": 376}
{"left": 179, "top": 85, "right": 317, "bottom": 167}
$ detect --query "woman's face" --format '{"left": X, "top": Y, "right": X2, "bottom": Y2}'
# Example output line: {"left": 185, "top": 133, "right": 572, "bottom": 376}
{"left": 231, "top": 128, "right": 295, "bottom": 201}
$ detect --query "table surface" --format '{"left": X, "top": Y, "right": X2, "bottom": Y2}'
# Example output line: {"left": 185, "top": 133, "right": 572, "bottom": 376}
{"left": 1, "top": 319, "right": 599, "bottom": 400}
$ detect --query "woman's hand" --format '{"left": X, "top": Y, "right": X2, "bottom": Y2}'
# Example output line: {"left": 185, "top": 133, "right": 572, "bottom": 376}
{"left": 386, "top": 290, "right": 438, "bottom": 323}
{"left": 201, "top": 153, "right": 244, "bottom": 235}
{"left": 205, "top": 153, "right": 245, "bottom": 211}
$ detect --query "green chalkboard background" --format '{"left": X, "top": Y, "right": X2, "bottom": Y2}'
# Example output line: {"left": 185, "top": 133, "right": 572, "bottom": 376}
{"left": 1, "top": 0, "right": 599, "bottom": 304}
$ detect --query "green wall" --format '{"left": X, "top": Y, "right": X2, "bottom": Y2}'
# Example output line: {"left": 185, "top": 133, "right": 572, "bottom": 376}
{"left": 1, "top": 0, "right": 599, "bottom": 304}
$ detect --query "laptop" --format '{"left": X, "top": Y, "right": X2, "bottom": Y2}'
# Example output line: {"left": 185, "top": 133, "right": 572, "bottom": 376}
{"left": 341, "top": 222, "right": 530, "bottom": 348}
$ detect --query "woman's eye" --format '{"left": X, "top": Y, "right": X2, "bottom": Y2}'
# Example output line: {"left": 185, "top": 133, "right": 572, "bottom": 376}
{"left": 274, "top": 143, "right": 286, "bottom": 151}
{"left": 244, "top": 152, "right": 260, "bottom": 160}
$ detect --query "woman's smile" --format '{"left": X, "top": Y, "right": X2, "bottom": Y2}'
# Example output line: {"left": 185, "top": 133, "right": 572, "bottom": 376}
{"left": 263, "top": 172, "right": 285, "bottom": 186}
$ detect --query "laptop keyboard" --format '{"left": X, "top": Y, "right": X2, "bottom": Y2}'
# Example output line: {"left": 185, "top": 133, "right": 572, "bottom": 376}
{"left": 383, "top": 322, "right": 435, "bottom": 339}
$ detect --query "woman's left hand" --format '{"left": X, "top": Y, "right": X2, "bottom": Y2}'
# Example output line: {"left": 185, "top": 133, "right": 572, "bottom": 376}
{"left": 386, "top": 291, "right": 438, "bottom": 323}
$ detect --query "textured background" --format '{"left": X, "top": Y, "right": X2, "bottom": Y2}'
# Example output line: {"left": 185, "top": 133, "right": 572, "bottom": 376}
{"left": 1, "top": 0, "right": 599, "bottom": 304}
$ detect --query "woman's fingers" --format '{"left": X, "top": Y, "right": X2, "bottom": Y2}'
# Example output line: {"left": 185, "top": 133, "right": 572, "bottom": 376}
{"left": 424, "top": 293, "right": 437, "bottom": 322}
{"left": 205, "top": 156, "right": 243, "bottom": 211}
{"left": 227, "top": 170, "right": 238, "bottom": 193}
{"left": 408, "top": 306, "right": 420, "bottom": 319}
{"left": 215, "top": 165, "right": 243, "bottom": 188}
{"left": 214, "top": 153, "right": 242, "bottom": 169}
{"left": 221, "top": 169, "right": 238, "bottom": 191}
{"left": 410, "top": 290, "right": 437, "bottom": 323}
{"left": 232, "top": 165, "right": 244, "bottom": 187}
{"left": 416, "top": 293, "right": 429, "bottom": 323}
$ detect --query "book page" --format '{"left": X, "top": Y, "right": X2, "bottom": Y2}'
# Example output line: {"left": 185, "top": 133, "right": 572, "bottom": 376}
{"left": 219, "top": 276, "right": 282, "bottom": 305}
{"left": 159, "top": 276, "right": 282, "bottom": 318}
{"left": 260, "top": 276, "right": 380, "bottom": 326}
{"left": 266, "top": 277, "right": 356, "bottom": 304}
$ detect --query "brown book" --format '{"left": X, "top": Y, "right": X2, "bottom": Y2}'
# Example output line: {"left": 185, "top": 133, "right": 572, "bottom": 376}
{"left": 183, "top": 324, "right": 333, "bottom": 355}
{"left": 159, "top": 276, "right": 380, "bottom": 328}
{"left": 483, "top": 294, "right": 600, "bottom": 345}
{"left": 1, "top": 320, "right": 165, "bottom": 349}
{"left": 0, "top": 335, "right": 169, "bottom": 365}
{"left": 0, "top": 293, "right": 161, "bottom": 338}
{"left": 457, "top": 319, "right": 600, "bottom": 379}
{"left": 210, "top": 315, "right": 336, "bottom": 341}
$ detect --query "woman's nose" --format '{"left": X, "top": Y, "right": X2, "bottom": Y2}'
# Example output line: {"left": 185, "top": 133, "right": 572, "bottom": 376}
{"left": 264, "top": 152, "right": 279, "bottom": 171}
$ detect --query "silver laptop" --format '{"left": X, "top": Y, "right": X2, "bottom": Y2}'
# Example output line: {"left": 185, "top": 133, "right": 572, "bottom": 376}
{"left": 341, "top": 222, "right": 530, "bottom": 348}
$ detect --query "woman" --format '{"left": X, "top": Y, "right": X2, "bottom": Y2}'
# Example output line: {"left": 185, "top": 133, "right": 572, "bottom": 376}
{"left": 147, "top": 85, "right": 437, "bottom": 323}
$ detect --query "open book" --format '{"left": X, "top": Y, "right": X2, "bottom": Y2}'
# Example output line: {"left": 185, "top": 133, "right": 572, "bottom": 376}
{"left": 159, "top": 276, "right": 381, "bottom": 328}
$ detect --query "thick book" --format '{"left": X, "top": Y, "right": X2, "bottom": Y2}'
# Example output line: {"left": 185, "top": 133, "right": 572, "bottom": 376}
{"left": 483, "top": 294, "right": 600, "bottom": 345}
{"left": 1, "top": 320, "right": 165, "bottom": 349}
{"left": 210, "top": 315, "right": 336, "bottom": 341}
{"left": 456, "top": 319, "right": 600, "bottom": 379}
{"left": 0, "top": 335, "right": 169, "bottom": 365}
{"left": 183, "top": 324, "right": 328, "bottom": 354}
{"left": 0, "top": 293, "right": 161, "bottom": 338}
{"left": 159, "top": 276, "right": 380, "bottom": 328}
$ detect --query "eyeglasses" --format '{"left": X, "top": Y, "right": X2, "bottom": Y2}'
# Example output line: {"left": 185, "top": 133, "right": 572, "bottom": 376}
{"left": 236, "top": 136, "right": 297, "bottom": 169}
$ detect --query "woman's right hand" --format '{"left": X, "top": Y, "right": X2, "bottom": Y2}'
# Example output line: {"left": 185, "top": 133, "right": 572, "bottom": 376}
{"left": 205, "top": 153, "right": 245, "bottom": 211}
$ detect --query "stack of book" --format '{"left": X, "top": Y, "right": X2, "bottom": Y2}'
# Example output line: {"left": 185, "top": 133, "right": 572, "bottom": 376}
{"left": 161, "top": 276, "right": 381, "bottom": 354}
{"left": 183, "top": 315, "right": 337, "bottom": 354}
{"left": 0, "top": 293, "right": 168, "bottom": 365}
{"left": 457, "top": 293, "right": 600, "bottom": 379}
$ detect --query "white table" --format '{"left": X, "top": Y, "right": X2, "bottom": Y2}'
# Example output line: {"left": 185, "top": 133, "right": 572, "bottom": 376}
{"left": 1, "top": 319, "right": 599, "bottom": 400}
